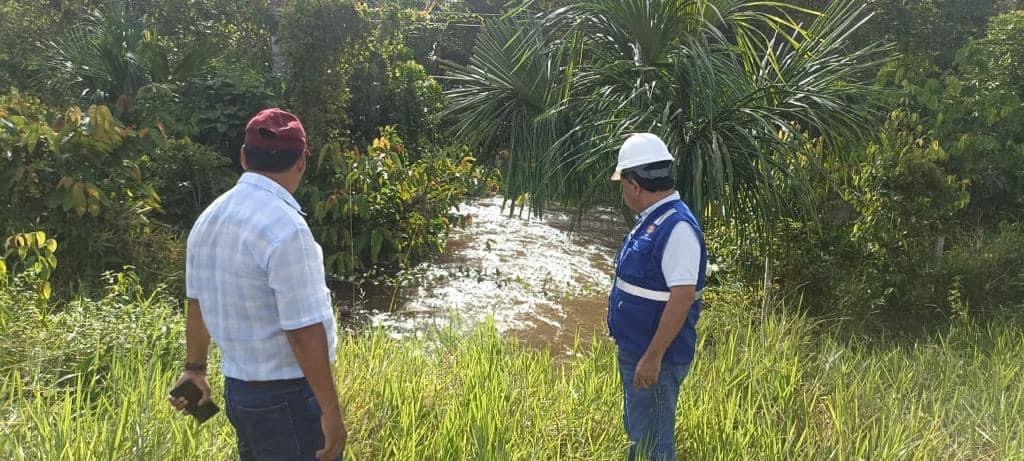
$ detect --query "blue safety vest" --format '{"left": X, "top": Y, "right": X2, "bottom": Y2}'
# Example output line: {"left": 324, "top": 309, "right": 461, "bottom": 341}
{"left": 608, "top": 198, "right": 707, "bottom": 365}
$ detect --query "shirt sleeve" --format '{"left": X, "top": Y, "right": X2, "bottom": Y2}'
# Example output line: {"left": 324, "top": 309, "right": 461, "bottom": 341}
{"left": 185, "top": 235, "right": 198, "bottom": 299}
{"left": 266, "top": 225, "right": 333, "bottom": 331}
{"left": 661, "top": 223, "right": 701, "bottom": 287}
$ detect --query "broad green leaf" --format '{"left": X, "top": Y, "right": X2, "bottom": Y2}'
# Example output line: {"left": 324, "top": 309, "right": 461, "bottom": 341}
{"left": 44, "top": 128, "right": 59, "bottom": 154}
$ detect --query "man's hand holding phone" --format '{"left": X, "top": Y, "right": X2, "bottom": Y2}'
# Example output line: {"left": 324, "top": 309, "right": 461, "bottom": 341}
{"left": 168, "top": 371, "right": 219, "bottom": 424}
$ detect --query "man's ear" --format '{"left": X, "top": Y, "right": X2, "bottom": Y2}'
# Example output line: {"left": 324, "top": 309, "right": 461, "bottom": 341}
{"left": 296, "top": 151, "right": 307, "bottom": 174}
{"left": 239, "top": 147, "right": 248, "bottom": 171}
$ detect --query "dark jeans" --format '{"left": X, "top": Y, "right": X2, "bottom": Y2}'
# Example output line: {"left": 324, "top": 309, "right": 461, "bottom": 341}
{"left": 224, "top": 377, "right": 341, "bottom": 461}
{"left": 617, "top": 348, "right": 691, "bottom": 461}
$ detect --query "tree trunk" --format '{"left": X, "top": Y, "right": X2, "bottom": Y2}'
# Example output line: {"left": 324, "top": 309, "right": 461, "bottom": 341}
{"left": 270, "top": 0, "right": 287, "bottom": 77}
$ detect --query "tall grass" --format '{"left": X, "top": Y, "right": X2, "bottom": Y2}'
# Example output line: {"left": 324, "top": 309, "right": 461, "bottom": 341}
{"left": 1, "top": 277, "right": 1022, "bottom": 460}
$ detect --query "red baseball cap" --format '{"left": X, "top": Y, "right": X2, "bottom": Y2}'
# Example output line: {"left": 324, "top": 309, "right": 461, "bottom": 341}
{"left": 244, "top": 108, "right": 308, "bottom": 153}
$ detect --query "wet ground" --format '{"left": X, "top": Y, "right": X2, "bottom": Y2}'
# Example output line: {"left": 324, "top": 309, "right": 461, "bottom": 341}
{"left": 332, "top": 196, "right": 629, "bottom": 355}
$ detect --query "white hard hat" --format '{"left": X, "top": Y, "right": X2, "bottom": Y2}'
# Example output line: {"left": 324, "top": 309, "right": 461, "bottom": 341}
{"left": 611, "top": 133, "right": 674, "bottom": 180}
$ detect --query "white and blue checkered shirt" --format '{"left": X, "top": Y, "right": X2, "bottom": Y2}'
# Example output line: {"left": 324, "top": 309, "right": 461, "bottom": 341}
{"left": 186, "top": 172, "right": 337, "bottom": 381}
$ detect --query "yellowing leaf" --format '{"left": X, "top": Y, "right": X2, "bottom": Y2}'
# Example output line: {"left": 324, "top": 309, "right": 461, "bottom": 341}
{"left": 65, "top": 107, "right": 81, "bottom": 127}
{"left": 39, "top": 281, "right": 51, "bottom": 300}
{"left": 85, "top": 183, "right": 101, "bottom": 199}
{"left": 71, "top": 182, "right": 87, "bottom": 215}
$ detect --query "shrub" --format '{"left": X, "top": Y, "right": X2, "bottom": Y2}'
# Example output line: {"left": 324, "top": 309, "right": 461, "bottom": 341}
{"left": 135, "top": 78, "right": 277, "bottom": 167}
{"left": 346, "top": 59, "right": 444, "bottom": 155}
{"left": 944, "top": 222, "right": 1024, "bottom": 312}
{"left": 302, "top": 127, "right": 497, "bottom": 276}
{"left": 713, "top": 110, "right": 973, "bottom": 318}
{"left": 147, "top": 139, "right": 237, "bottom": 229}
{"left": 0, "top": 91, "right": 175, "bottom": 292}
{"left": 279, "top": 0, "right": 369, "bottom": 144}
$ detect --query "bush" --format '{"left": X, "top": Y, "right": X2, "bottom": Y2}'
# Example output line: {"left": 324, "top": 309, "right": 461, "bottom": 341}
{"left": 279, "top": 0, "right": 369, "bottom": 144}
{"left": 346, "top": 59, "right": 444, "bottom": 155}
{"left": 301, "top": 127, "right": 498, "bottom": 276}
{"left": 148, "top": 139, "right": 237, "bottom": 229}
{"left": 0, "top": 91, "right": 182, "bottom": 293}
{"left": 944, "top": 222, "right": 1024, "bottom": 312}
{"left": 714, "top": 110, "right": 974, "bottom": 318}
{"left": 842, "top": 110, "right": 969, "bottom": 312}
{"left": 135, "top": 78, "right": 277, "bottom": 167}
{"left": 1, "top": 230, "right": 59, "bottom": 301}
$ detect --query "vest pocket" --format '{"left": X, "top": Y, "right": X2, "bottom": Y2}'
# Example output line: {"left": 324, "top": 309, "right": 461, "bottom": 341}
{"left": 612, "top": 297, "right": 662, "bottom": 347}
{"left": 619, "top": 239, "right": 654, "bottom": 278}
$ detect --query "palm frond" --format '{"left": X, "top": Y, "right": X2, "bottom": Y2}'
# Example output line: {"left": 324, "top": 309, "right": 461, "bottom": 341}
{"left": 444, "top": 0, "right": 894, "bottom": 225}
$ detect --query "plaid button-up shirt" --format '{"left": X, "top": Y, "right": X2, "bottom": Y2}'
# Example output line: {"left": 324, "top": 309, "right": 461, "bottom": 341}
{"left": 186, "top": 172, "right": 336, "bottom": 381}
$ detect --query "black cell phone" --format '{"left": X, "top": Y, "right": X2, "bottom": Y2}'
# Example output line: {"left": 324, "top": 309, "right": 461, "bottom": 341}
{"left": 169, "top": 380, "right": 220, "bottom": 424}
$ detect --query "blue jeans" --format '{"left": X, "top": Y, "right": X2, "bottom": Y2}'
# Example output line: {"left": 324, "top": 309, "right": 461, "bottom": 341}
{"left": 224, "top": 377, "right": 341, "bottom": 461}
{"left": 617, "top": 349, "right": 691, "bottom": 461}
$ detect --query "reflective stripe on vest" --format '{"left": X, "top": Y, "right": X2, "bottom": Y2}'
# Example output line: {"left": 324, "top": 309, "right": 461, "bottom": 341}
{"left": 654, "top": 208, "right": 677, "bottom": 225}
{"left": 615, "top": 277, "right": 704, "bottom": 302}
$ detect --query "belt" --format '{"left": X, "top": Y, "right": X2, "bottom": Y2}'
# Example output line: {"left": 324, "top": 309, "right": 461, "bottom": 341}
{"left": 227, "top": 377, "right": 307, "bottom": 388}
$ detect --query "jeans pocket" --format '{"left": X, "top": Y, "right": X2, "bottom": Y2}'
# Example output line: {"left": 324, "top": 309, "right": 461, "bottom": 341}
{"left": 302, "top": 396, "right": 324, "bottom": 437}
{"left": 232, "top": 401, "right": 301, "bottom": 461}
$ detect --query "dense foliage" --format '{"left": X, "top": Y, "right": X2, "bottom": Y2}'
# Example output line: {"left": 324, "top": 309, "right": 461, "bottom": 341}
{"left": 0, "top": 2, "right": 1023, "bottom": 459}
{"left": 303, "top": 128, "right": 497, "bottom": 276}
{"left": 1, "top": 0, "right": 1020, "bottom": 317}
{"left": 0, "top": 0, "right": 493, "bottom": 295}
{"left": 443, "top": 0, "right": 1024, "bottom": 320}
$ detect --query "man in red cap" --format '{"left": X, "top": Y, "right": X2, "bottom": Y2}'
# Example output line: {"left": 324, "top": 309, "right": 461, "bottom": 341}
{"left": 169, "top": 108, "right": 346, "bottom": 460}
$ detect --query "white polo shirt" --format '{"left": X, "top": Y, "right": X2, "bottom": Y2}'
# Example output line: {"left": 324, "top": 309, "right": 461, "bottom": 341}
{"left": 186, "top": 172, "right": 337, "bottom": 381}
{"left": 630, "top": 192, "right": 701, "bottom": 287}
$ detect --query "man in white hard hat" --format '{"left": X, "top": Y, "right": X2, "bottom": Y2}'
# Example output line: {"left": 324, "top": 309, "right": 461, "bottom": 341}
{"left": 608, "top": 133, "right": 707, "bottom": 460}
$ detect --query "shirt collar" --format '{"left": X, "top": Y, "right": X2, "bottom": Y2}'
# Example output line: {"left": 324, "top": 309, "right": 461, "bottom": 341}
{"left": 237, "top": 172, "right": 305, "bottom": 215}
{"left": 639, "top": 191, "right": 681, "bottom": 221}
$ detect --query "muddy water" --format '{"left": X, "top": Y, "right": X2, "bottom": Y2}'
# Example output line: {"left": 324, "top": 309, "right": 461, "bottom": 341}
{"left": 332, "top": 197, "right": 629, "bottom": 354}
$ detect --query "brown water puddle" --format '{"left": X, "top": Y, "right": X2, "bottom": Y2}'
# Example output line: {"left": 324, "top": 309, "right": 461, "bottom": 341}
{"left": 332, "top": 196, "right": 627, "bottom": 356}
{"left": 512, "top": 295, "right": 611, "bottom": 356}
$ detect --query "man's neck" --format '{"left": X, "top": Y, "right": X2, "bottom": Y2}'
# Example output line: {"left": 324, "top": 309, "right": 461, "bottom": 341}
{"left": 638, "top": 190, "right": 676, "bottom": 214}
{"left": 247, "top": 170, "right": 298, "bottom": 194}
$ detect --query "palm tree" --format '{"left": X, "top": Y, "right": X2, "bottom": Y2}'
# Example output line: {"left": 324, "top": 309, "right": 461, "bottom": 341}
{"left": 442, "top": 0, "right": 893, "bottom": 223}
{"left": 37, "top": 1, "right": 215, "bottom": 107}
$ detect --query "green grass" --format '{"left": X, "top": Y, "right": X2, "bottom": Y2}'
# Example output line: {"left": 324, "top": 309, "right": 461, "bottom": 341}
{"left": 1, "top": 278, "right": 1022, "bottom": 460}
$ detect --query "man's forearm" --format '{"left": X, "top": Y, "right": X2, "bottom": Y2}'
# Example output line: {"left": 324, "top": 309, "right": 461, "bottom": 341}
{"left": 185, "top": 298, "right": 211, "bottom": 365}
{"left": 285, "top": 322, "right": 340, "bottom": 414}
{"left": 644, "top": 286, "right": 696, "bottom": 361}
